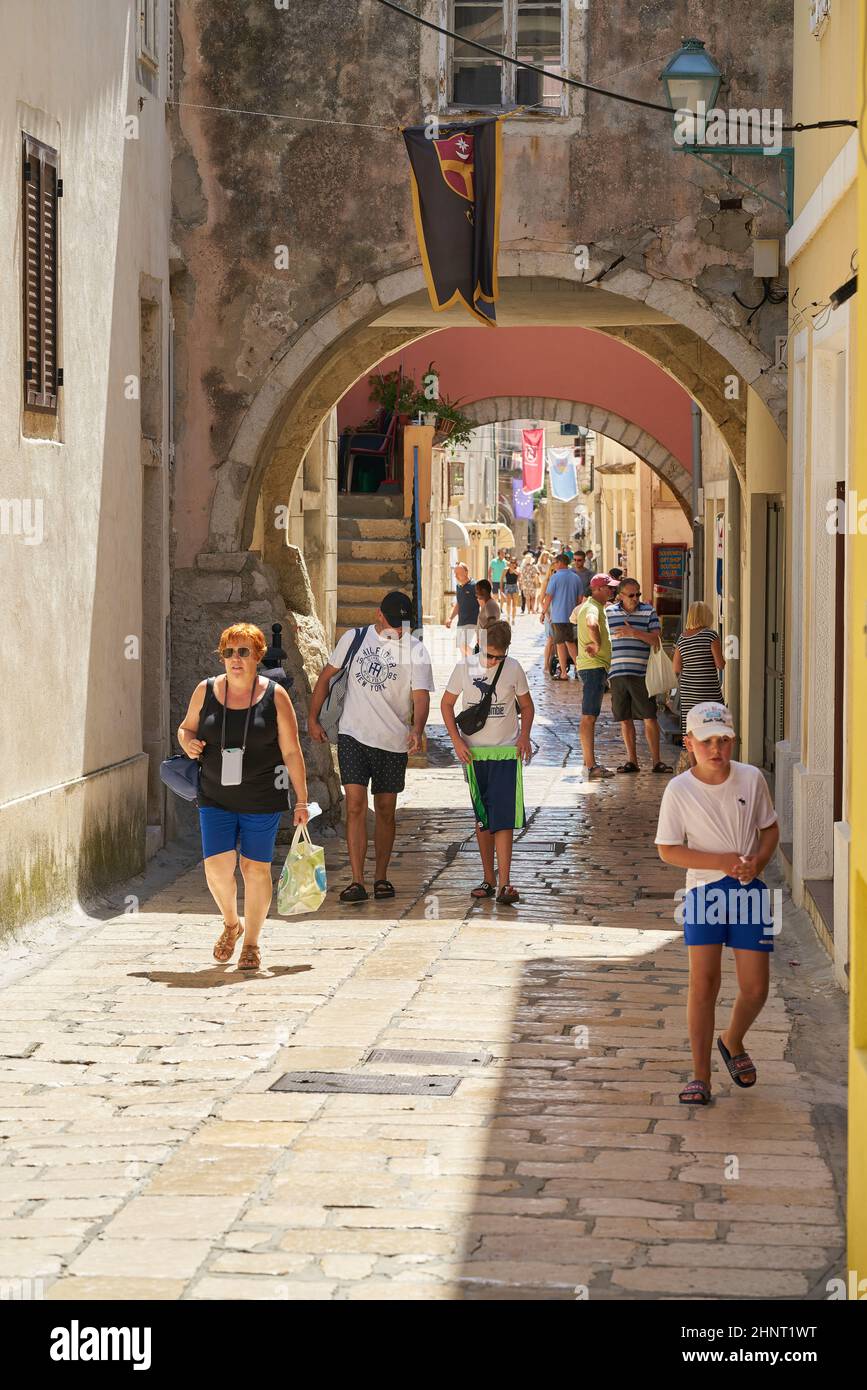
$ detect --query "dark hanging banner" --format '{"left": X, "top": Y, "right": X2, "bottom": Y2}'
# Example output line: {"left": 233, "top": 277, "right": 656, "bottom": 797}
{"left": 402, "top": 117, "right": 503, "bottom": 326}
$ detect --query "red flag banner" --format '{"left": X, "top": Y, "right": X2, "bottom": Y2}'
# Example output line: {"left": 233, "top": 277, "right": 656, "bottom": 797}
{"left": 522, "top": 428, "right": 545, "bottom": 491}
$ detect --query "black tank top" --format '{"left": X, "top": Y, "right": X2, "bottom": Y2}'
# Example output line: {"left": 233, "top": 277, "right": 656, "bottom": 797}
{"left": 197, "top": 677, "right": 288, "bottom": 814}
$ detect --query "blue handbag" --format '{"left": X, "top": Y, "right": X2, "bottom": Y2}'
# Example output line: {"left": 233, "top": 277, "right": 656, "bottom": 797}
{"left": 159, "top": 753, "right": 201, "bottom": 803}
{"left": 159, "top": 676, "right": 214, "bottom": 803}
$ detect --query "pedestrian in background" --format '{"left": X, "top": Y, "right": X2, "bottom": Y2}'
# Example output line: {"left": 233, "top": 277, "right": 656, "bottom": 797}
{"left": 177, "top": 622, "right": 310, "bottom": 972}
{"left": 441, "top": 620, "right": 534, "bottom": 906}
{"left": 445, "top": 562, "right": 479, "bottom": 660}
{"left": 607, "top": 579, "right": 672, "bottom": 774}
{"left": 475, "top": 578, "right": 500, "bottom": 655}
{"left": 519, "top": 551, "right": 541, "bottom": 614}
{"left": 539, "top": 553, "right": 583, "bottom": 681}
{"left": 502, "top": 555, "right": 520, "bottom": 622}
{"left": 489, "top": 548, "right": 507, "bottom": 596}
{"left": 575, "top": 573, "right": 618, "bottom": 778}
{"left": 673, "top": 601, "right": 725, "bottom": 764}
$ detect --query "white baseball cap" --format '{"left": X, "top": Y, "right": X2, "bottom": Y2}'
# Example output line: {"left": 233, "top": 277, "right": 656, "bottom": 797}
{"left": 685, "top": 701, "right": 735, "bottom": 740}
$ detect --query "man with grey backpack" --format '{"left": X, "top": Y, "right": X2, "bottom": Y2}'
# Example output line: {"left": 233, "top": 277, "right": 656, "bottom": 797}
{"left": 308, "top": 591, "right": 434, "bottom": 903}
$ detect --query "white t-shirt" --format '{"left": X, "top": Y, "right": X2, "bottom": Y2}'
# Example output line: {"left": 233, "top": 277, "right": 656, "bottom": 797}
{"left": 329, "top": 625, "right": 434, "bottom": 753}
{"left": 655, "top": 761, "right": 778, "bottom": 892}
{"left": 445, "top": 655, "right": 529, "bottom": 747}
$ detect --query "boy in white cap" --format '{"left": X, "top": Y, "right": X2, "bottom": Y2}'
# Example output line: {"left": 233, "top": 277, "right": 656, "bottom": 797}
{"left": 654, "top": 701, "right": 779, "bottom": 1105}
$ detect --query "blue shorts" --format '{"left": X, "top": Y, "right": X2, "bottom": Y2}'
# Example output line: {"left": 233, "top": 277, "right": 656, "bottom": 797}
{"left": 199, "top": 807, "right": 283, "bottom": 862}
{"left": 465, "top": 747, "right": 526, "bottom": 833}
{"left": 578, "top": 666, "right": 606, "bottom": 716}
{"left": 682, "top": 875, "right": 776, "bottom": 952}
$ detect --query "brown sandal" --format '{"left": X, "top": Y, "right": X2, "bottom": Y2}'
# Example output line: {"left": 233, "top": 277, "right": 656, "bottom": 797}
{"left": 238, "top": 944, "right": 261, "bottom": 972}
{"left": 213, "top": 920, "right": 242, "bottom": 963}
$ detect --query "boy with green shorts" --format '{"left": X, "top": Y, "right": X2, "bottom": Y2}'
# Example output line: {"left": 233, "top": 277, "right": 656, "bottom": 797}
{"left": 441, "top": 621, "right": 534, "bottom": 905}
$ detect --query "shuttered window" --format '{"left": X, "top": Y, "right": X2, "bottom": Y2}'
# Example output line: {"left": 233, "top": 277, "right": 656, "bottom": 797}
{"left": 22, "top": 135, "right": 60, "bottom": 412}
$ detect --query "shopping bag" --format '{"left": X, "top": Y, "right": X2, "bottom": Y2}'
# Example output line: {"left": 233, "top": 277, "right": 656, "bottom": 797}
{"left": 645, "top": 643, "right": 677, "bottom": 697}
{"left": 277, "top": 823, "right": 327, "bottom": 916}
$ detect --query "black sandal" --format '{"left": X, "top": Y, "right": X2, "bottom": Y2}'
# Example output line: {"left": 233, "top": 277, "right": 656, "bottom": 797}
{"left": 471, "top": 881, "right": 496, "bottom": 898}
{"left": 339, "top": 881, "right": 368, "bottom": 903}
{"left": 373, "top": 879, "right": 395, "bottom": 899}
{"left": 679, "top": 1079, "right": 712, "bottom": 1105}
{"left": 717, "top": 1036, "right": 757, "bottom": 1088}
{"left": 496, "top": 885, "right": 520, "bottom": 905}
{"left": 652, "top": 761, "right": 674, "bottom": 774}
{"left": 617, "top": 762, "right": 640, "bottom": 773}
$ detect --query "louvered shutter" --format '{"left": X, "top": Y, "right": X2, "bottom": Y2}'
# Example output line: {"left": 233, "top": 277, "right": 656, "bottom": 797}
{"left": 22, "top": 135, "right": 59, "bottom": 411}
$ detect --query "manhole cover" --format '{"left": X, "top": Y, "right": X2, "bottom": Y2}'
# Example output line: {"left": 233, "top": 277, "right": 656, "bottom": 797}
{"left": 366, "top": 1048, "right": 492, "bottom": 1067}
{"left": 269, "top": 1070, "right": 460, "bottom": 1096}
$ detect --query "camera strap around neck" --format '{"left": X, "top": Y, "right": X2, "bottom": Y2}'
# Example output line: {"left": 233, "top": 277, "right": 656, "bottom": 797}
{"left": 220, "top": 675, "right": 257, "bottom": 753}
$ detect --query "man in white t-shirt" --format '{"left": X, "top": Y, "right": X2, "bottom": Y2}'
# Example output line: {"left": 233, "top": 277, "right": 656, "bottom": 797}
{"left": 655, "top": 701, "right": 779, "bottom": 1107}
{"left": 440, "top": 620, "right": 533, "bottom": 906}
{"left": 309, "top": 591, "right": 434, "bottom": 904}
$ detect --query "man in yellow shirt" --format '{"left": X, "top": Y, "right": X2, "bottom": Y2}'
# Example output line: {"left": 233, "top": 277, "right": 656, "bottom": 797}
{"left": 575, "top": 573, "right": 618, "bottom": 779}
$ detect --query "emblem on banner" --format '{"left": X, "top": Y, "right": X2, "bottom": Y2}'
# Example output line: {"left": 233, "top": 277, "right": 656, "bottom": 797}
{"left": 434, "top": 132, "right": 475, "bottom": 201}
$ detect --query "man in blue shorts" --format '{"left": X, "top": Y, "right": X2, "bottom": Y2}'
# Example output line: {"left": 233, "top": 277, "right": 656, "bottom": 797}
{"left": 655, "top": 701, "right": 780, "bottom": 1106}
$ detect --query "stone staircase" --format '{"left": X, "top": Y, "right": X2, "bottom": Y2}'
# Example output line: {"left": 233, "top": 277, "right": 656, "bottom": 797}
{"left": 336, "top": 493, "right": 414, "bottom": 638}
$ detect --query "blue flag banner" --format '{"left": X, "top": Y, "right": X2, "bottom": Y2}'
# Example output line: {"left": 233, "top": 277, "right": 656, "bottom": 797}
{"left": 512, "top": 479, "right": 535, "bottom": 519}
{"left": 547, "top": 448, "right": 578, "bottom": 502}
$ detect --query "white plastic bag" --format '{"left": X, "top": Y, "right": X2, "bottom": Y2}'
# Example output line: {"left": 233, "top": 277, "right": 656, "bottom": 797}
{"left": 277, "top": 823, "right": 327, "bottom": 916}
{"left": 645, "top": 644, "right": 676, "bottom": 698}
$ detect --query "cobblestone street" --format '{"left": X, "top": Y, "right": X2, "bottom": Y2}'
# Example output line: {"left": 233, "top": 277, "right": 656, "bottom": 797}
{"left": 0, "top": 620, "right": 848, "bottom": 1301}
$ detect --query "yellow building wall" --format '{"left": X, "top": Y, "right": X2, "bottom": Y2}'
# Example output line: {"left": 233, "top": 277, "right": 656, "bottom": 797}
{"left": 847, "top": 0, "right": 867, "bottom": 1287}
{"left": 792, "top": 1, "right": 860, "bottom": 213}
{"left": 741, "top": 390, "right": 786, "bottom": 766}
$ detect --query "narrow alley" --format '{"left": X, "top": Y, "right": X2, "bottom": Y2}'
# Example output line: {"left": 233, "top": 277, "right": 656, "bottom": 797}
{"left": 0, "top": 620, "right": 848, "bottom": 1301}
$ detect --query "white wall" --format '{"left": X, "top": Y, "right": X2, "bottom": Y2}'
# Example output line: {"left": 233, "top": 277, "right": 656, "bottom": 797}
{"left": 0, "top": 2, "right": 171, "bottom": 929}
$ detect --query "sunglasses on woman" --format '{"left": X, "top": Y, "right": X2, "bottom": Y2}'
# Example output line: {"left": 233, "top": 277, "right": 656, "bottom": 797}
{"left": 221, "top": 647, "right": 252, "bottom": 659}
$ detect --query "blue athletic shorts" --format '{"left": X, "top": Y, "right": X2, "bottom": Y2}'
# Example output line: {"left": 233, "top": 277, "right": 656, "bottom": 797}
{"left": 465, "top": 747, "right": 526, "bottom": 833}
{"left": 198, "top": 807, "right": 283, "bottom": 862}
{"left": 682, "top": 875, "right": 775, "bottom": 952}
{"left": 578, "top": 666, "right": 607, "bottom": 716}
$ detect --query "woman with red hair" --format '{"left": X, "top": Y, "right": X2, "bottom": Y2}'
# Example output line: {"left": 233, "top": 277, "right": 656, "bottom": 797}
{"left": 177, "top": 622, "right": 309, "bottom": 971}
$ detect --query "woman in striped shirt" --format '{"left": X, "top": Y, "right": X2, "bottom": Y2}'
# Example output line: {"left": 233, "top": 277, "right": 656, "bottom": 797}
{"left": 673, "top": 602, "right": 725, "bottom": 764}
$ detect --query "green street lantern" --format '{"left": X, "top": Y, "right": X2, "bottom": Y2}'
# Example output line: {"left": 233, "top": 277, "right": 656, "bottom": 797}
{"left": 659, "top": 38, "right": 722, "bottom": 119}
{"left": 659, "top": 37, "right": 793, "bottom": 223}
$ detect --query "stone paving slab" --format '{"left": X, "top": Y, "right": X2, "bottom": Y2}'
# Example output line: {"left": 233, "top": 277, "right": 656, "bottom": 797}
{"left": 0, "top": 618, "right": 849, "bottom": 1300}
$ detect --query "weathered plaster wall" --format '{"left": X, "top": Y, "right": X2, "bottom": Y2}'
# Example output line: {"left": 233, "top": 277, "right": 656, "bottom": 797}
{"left": 171, "top": 0, "right": 791, "bottom": 564}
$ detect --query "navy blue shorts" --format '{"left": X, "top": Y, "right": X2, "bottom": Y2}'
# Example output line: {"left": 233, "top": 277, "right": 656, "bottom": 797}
{"left": 466, "top": 749, "right": 526, "bottom": 833}
{"left": 682, "top": 875, "right": 776, "bottom": 952}
{"left": 199, "top": 807, "right": 282, "bottom": 862}
{"left": 578, "top": 666, "right": 606, "bottom": 716}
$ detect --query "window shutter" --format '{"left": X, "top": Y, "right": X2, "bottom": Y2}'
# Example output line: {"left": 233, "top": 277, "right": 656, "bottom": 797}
{"left": 22, "top": 135, "right": 59, "bottom": 411}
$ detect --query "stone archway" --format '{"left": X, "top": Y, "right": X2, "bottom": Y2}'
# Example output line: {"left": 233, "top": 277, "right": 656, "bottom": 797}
{"left": 204, "top": 254, "right": 784, "bottom": 559}
{"left": 460, "top": 396, "right": 692, "bottom": 518}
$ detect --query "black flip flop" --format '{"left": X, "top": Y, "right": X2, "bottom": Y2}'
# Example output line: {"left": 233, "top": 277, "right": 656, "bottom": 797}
{"left": 374, "top": 879, "right": 395, "bottom": 900}
{"left": 679, "top": 1079, "right": 712, "bottom": 1105}
{"left": 339, "top": 881, "right": 368, "bottom": 903}
{"left": 717, "top": 1036, "right": 757, "bottom": 1088}
{"left": 470, "top": 881, "right": 496, "bottom": 898}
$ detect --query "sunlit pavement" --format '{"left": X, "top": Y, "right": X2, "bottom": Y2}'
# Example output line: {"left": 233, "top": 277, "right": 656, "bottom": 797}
{"left": 0, "top": 617, "right": 848, "bottom": 1300}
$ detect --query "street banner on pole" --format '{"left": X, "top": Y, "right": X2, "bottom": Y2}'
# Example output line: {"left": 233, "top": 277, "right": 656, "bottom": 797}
{"left": 402, "top": 118, "right": 503, "bottom": 326}
{"left": 548, "top": 447, "right": 578, "bottom": 501}
{"left": 512, "top": 479, "right": 535, "bottom": 519}
{"left": 521, "top": 428, "right": 545, "bottom": 491}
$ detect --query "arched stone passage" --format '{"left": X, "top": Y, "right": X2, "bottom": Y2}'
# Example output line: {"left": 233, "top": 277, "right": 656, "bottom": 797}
{"left": 460, "top": 396, "right": 693, "bottom": 518}
{"left": 205, "top": 253, "right": 785, "bottom": 557}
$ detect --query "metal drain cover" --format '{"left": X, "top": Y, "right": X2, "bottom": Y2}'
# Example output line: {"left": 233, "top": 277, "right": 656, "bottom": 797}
{"left": 269, "top": 1070, "right": 460, "bottom": 1096}
{"left": 366, "top": 1048, "right": 492, "bottom": 1067}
